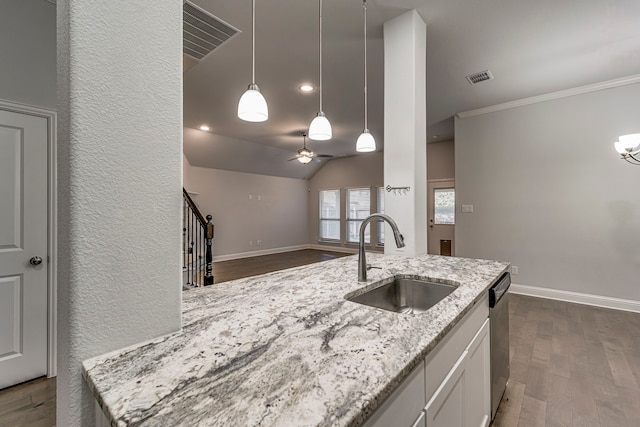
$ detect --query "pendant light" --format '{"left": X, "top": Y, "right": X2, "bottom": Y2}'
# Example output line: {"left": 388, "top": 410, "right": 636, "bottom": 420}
{"left": 238, "top": 0, "right": 268, "bottom": 122}
{"left": 308, "top": 0, "right": 332, "bottom": 140}
{"left": 356, "top": 0, "right": 375, "bottom": 152}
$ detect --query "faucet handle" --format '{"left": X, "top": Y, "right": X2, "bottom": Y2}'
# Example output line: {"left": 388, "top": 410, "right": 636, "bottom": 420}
{"left": 366, "top": 264, "right": 382, "bottom": 271}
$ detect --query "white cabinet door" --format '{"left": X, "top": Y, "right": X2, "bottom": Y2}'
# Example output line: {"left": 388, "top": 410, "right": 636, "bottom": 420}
{"left": 0, "top": 109, "right": 49, "bottom": 389}
{"left": 424, "top": 351, "right": 467, "bottom": 427}
{"left": 465, "top": 319, "right": 491, "bottom": 427}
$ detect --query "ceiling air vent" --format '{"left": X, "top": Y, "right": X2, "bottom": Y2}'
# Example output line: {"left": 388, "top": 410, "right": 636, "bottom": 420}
{"left": 465, "top": 70, "right": 494, "bottom": 85}
{"left": 183, "top": 1, "right": 240, "bottom": 61}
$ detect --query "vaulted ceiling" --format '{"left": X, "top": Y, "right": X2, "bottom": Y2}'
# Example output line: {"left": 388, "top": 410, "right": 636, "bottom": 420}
{"left": 183, "top": 0, "right": 640, "bottom": 179}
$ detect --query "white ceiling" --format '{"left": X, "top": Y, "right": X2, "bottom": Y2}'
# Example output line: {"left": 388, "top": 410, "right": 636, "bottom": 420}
{"left": 184, "top": 0, "right": 640, "bottom": 179}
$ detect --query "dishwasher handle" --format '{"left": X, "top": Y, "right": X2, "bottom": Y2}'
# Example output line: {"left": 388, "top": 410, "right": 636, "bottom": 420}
{"left": 489, "top": 272, "right": 511, "bottom": 308}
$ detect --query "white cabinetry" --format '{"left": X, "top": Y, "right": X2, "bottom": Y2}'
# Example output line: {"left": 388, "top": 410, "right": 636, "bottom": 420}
{"left": 425, "top": 319, "right": 490, "bottom": 427}
{"left": 465, "top": 319, "right": 491, "bottom": 427}
{"left": 364, "top": 362, "right": 426, "bottom": 427}
{"left": 365, "top": 293, "right": 491, "bottom": 427}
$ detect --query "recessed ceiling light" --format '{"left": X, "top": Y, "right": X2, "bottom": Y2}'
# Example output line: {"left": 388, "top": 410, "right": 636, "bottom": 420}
{"left": 299, "top": 84, "right": 315, "bottom": 93}
{"left": 199, "top": 125, "right": 211, "bottom": 131}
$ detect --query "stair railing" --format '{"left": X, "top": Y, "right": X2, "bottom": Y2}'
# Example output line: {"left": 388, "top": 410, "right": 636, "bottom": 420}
{"left": 183, "top": 188, "right": 214, "bottom": 287}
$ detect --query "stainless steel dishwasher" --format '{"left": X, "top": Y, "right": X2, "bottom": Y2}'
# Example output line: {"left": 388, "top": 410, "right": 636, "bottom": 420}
{"left": 489, "top": 272, "right": 511, "bottom": 419}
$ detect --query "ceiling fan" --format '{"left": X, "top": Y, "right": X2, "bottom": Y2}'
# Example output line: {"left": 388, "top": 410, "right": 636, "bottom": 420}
{"left": 288, "top": 133, "right": 334, "bottom": 164}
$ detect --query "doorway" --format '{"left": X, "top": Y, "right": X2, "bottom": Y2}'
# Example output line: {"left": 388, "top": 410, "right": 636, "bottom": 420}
{"left": 427, "top": 179, "right": 455, "bottom": 256}
{"left": 0, "top": 101, "right": 56, "bottom": 389}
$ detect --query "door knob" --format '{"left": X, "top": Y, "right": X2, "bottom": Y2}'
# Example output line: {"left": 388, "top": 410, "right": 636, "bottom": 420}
{"left": 29, "top": 256, "right": 43, "bottom": 266}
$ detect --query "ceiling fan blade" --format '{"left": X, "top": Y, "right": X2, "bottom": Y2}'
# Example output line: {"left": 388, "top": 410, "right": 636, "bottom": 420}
{"left": 288, "top": 156, "right": 300, "bottom": 161}
{"left": 311, "top": 157, "right": 322, "bottom": 163}
{"left": 315, "top": 154, "right": 334, "bottom": 159}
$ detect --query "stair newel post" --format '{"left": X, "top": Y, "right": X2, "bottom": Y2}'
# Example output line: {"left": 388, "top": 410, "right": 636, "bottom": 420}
{"left": 204, "top": 215, "right": 214, "bottom": 286}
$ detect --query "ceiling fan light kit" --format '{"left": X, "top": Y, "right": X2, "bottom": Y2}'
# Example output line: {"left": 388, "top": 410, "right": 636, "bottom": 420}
{"left": 614, "top": 133, "right": 640, "bottom": 165}
{"left": 238, "top": 0, "right": 268, "bottom": 122}
{"left": 290, "top": 133, "right": 333, "bottom": 164}
{"left": 308, "top": 0, "right": 332, "bottom": 141}
{"left": 356, "top": 0, "right": 375, "bottom": 153}
{"left": 298, "top": 154, "right": 314, "bottom": 164}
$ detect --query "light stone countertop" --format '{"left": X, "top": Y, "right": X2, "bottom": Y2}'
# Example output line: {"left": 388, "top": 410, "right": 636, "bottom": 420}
{"left": 83, "top": 253, "right": 510, "bottom": 427}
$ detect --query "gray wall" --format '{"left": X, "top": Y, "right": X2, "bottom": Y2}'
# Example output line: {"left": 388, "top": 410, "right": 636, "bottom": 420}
{"left": 186, "top": 164, "right": 309, "bottom": 259}
{"left": 427, "top": 140, "right": 454, "bottom": 180}
{"left": 0, "top": 0, "right": 56, "bottom": 109}
{"left": 308, "top": 152, "right": 384, "bottom": 250}
{"left": 455, "top": 83, "right": 640, "bottom": 301}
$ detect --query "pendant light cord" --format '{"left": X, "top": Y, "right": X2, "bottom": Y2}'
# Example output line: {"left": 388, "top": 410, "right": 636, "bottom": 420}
{"left": 319, "top": 0, "right": 323, "bottom": 112}
{"left": 252, "top": 0, "right": 256, "bottom": 84}
{"left": 363, "top": 0, "right": 368, "bottom": 130}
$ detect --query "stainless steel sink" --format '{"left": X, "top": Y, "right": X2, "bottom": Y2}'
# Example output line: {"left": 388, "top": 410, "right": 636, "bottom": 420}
{"left": 346, "top": 277, "right": 457, "bottom": 314}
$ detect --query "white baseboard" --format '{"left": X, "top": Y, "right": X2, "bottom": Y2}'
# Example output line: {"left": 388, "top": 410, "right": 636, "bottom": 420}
{"left": 308, "top": 244, "right": 358, "bottom": 255}
{"left": 212, "top": 244, "right": 311, "bottom": 262}
{"left": 510, "top": 283, "right": 640, "bottom": 313}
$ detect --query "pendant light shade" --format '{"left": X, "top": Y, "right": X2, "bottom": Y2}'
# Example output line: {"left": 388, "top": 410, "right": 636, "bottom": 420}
{"left": 356, "top": 129, "right": 376, "bottom": 152}
{"left": 614, "top": 133, "right": 640, "bottom": 164}
{"left": 356, "top": 0, "right": 376, "bottom": 152}
{"left": 309, "top": 0, "right": 332, "bottom": 140}
{"left": 238, "top": 84, "right": 268, "bottom": 122}
{"left": 238, "top": 0, "right": 268, "bottom": 122}
{"left": 309, "top": 112, "right": 332, "bottom": 141}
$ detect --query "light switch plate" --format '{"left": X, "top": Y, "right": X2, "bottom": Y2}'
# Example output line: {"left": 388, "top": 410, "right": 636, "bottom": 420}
{"left": 461, "top": 204, "right": 474, "bottom": 213}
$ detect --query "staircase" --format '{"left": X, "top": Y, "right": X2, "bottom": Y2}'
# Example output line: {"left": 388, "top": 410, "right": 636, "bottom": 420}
{"left": 183, "top": 188, "right": 214, "bottom": 288}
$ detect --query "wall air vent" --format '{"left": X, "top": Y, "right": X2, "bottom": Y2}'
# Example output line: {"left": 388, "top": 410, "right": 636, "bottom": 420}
{"left": 466, "top": 70, "right": 494, "bottom": 85}
{"left": 183, "top": 1, "right": 240, "bottom": 61}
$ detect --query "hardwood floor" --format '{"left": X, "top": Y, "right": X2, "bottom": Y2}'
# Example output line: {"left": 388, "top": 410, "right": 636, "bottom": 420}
{"left": 0, "top": 376, "right": 55, "bottom": 427}
{"left": 2, "top": 260, "right": 639, "bottom": 427}
{"left": 492, "top": 294, "right": 640, "bottom": 427}
{"left": 211, "top": 248, "right": 352, "bottom": 283}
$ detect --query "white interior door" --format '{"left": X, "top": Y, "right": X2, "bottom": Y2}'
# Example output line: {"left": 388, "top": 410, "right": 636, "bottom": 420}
{"left": 428, "top": 180, "right": 455, "bottom": 256}
{"left": 0, "top": 109, "right": 48, "bottom": 389}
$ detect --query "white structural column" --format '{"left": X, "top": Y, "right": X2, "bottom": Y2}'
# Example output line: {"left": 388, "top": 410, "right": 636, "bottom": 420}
{"left": 383, "top": 10, "right": 427, "bottom": 256}
{"left": 56, "top": 1, "right": 183, "bottom": 425}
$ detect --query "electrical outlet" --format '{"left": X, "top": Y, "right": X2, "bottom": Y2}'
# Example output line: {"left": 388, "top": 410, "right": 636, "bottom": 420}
{"left": 512, "top": 266, "right": 519, "bottom": 275}
{"left": 257, "top": 240, "right": 262, "bottom": 246}
{"left": 257, "top": 195, "right": 262, "bottom": 201}
{"left": 248, "top": 194, "right": 253, "bottom": 200}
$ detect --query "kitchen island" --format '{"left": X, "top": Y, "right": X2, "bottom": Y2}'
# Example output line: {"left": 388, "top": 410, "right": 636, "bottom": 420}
{"left": 83, "top": 253, "right": 509, "bottom": 426}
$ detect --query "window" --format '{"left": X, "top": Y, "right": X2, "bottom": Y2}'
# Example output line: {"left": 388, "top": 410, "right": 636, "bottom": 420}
{"left": 347, "top": 188, "right": 371, "bottom": 243}
{"left": 434, "top": 188, "right": 455, "bottom": 225}
{"left": 319, "top": 190, "right": 340, "bottom": 240}
{"left": 377, "top": 187, "right": 385, "bottom": 245}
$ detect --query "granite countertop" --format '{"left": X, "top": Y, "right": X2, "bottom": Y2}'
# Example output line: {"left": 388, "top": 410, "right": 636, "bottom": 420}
{"left": 83, "top": 253, "right": 509, "bottom": 427}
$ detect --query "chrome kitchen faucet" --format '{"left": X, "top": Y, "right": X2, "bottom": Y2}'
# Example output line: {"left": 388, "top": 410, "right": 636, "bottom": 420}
{"left": 358, "top": 213, "right": 405, "bottom": 282}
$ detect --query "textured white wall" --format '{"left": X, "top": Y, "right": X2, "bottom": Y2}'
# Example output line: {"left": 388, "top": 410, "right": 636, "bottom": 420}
{"left": 186, "top": 166, "right": 309, "bottom": 258}
{"left": 56, "top": 1, "right": 183, "bottom": 425}
{"left": 0, "top": 0, "right": 56, "bottom": 109}
{"left": 455, "top": 83, "right": 640, "bottom": 301}
{"left": 383, "top": 10, "right": 428, "bottom": 256}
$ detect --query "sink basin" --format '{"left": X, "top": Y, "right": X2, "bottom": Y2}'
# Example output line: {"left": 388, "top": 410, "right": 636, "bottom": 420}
{"left": 346, "top": 277, "right": 457, "bottom": 314}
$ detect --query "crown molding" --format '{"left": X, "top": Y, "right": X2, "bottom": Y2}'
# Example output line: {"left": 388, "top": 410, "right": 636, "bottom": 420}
{"left": 457, "top": 73, "right": 640, "bottom": 119}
